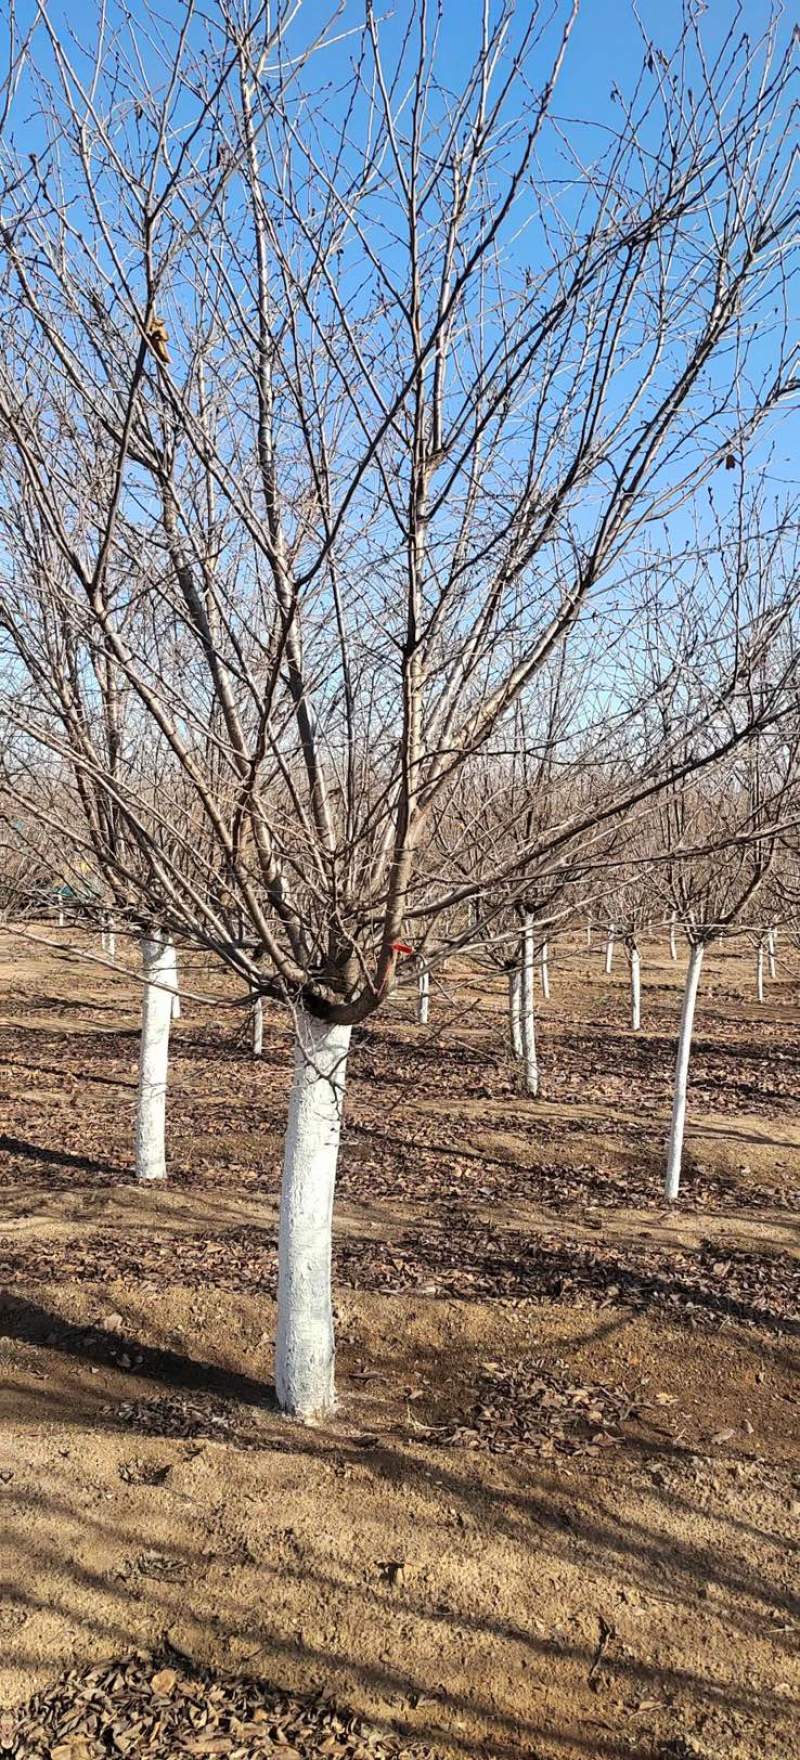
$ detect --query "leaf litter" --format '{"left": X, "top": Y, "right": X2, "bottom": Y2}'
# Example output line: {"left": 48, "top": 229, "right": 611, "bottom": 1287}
{"left": 9, "top": 1653, "right": 428, "bottom": 1759}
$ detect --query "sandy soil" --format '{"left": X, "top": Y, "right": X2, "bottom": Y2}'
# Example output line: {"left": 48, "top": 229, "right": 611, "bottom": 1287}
{"left": 1, "top": 927, "right": 798, "bottom": 1759}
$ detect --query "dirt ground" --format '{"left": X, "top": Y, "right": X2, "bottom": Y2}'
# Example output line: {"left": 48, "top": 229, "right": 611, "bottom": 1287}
{"left": 1, "top": 927, "right": 798, "bottom": 1759}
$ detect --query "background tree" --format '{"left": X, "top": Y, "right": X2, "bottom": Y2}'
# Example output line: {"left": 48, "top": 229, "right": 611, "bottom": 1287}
{"left": 657, "top": 724, "right": 800, "bottom": 1202}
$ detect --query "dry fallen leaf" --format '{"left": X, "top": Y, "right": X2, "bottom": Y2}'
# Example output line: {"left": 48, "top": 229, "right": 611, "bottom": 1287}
{"left": 150, "top": 1667, "right": 178, "bottom": 1696}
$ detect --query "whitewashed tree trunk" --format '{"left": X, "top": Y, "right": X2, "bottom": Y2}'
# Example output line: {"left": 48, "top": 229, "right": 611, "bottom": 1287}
{"left": 540, "top": 939, "right": 550, "bottom": 1000}
{"left": 57, "top": 900, "right": 64, "bottom": 928}
{"left": 586, "top": 921, "right": 592, "bottom": 949}
{"left": 669, "top": 912, "right": 677, "bottom": 962}
{"left": 521, "top": 918, "right": 539, "bottom": 1097}
{"left": 252, "top": 991, "right": 263, "bottom": 1058}
{"left": 629, "top": 943, "right": 641, "bottom": 1030}
{"left": 275, "top": 1008, "right": 351, "bottom": 1418}
{"left": 756, "top": 939, "right": 765, "bottom": 1003}
{"left": 106, "top": 918, "right": 116, "bottom": 960}
{"left": 100, "top": 925, "right": 108, "bottom": 953}
{"left": 509, "top": 965, "right": 522, "bottom": 1058}
{"left": 767, "top": 928, "right": 776, "bottom": 980}
{"left": 664, "top": 940, "right": 705, "bottom": 1202}
{"left": 604, "top": 927, "right": 615, "bottom": 975}
{"left": 135, "top": 933, "right": 173, "bottom": 1183}
{"left": 417, "top": 965, "right": 430, "bottom": 1025}
{"left": 167, "top": 940, "right": 181, "bottom": 1019}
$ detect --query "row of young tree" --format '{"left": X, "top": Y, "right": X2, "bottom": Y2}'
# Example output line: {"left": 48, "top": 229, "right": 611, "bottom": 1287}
{"left": 494, "top": 787, "right": 800, "bottom": 1207}
{"left": 0, "top": 0, "right": 798, "bottom": 1417}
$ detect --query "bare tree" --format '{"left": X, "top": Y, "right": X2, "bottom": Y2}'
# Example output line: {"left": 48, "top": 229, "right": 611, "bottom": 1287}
{"left": 0, "top": 2, "right": 798, "bottom": 1413}
{"left": 658, "top": 728, "right": 800, "bottom": 1201}
{"left": 601, "top": 813, "right": 671, "bottom": 1032}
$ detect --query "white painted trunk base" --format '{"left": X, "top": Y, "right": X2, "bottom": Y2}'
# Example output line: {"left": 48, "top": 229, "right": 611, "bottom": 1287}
{"left": 767, "top": 929, "right": 776, "bottom": 981}
{"left": 135, "top": 934, "right": 173, "bottom": 1183}
{"left": 521, "top": 919, "right": 539, "bottom": 1097}
{"left": 252, "top": 992, "right": 264, "bottom": 1058}
{"left": 604, "top": 930, "right": 615, "bottom": 975}
{"left": 669, "top": 913, "right": 677, "bottom": 962}
{"left": 509, "top": 966, "right": 523, "bottom": 1059}
{"left": 58, "top": 902, "right": 64, "bottom": 928}
{"left": 275, "top": 1007, "right": 351, "bottom": 1419}
{"left": 664, "top": 941, "right": 705, "bottom": 1202}
{"left": 540, "top": 940, "right": 550, "bottom": 1000}
{"left": 630, "top": 945, "right": 641, "bottom": 1031}
{"left": 756, "top": 941, "right": 764, "bottom": 1004}
{"left": 417, "top": 967, "right": 430, "bottom": 1026}
{"left": 167, "top": 941, "right": 181, "bottom": 1019}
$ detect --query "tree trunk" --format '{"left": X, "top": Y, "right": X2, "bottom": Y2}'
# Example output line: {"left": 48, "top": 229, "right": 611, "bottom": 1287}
{"left": 509, "top": 965, "right": 523, "bottom": 1059}
{"left": 767, "top": 928, "right": 776, "bottom": 980}
{"left": 630, "top": 943, "right": 641, "bottom": 1030}
{"left": 107, "top": 918, "right": 116, "bottom": 960}
{"left": 604, "top": 927, "right": 615, "bottom": 975}
{"left": 58, "top": 901, "right": 64, "bottom": 928}
{"left": 586, "top": 921, "right": 592, "bottom": 949}
{"left": 252, "top": 991, "right": 263, "bottom": 1058}
{"left": 135, "top": 933, "right": 173, "bottom": 1182}
{"left": 669, "top": 912, "right": 677, "bottom": 962}
{"left": 664, "top": 941, "right": 705, "bottom": 1202}
{"left": 521, "top": 918, "right": 539, "bottom": 1097}
{"left": 540, "top": 939, "right": 550, "bottom": 1000}
{"left": 756, "top": 939, "right": 764, "bottom": 1003}
{"left": 417, "top": 966, "right": 430, "bottom": 1025}
{"left": 275, "top": 1007, "right": 351, "bottom": 1419}
{"left": 167, "top": 940, "right": 181, "bottom": 1019}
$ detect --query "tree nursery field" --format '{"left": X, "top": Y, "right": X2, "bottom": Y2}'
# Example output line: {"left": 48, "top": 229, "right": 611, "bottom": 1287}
{"left": 1, "top": 930, "right": 797, "bottom": 1760}
{"left": 0, "top": 3, "right": 798, "bottom": 1757}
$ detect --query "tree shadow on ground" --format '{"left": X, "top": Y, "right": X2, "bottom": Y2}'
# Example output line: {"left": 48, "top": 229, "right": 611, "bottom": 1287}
{"left": 0, "top": 1133, "right": 122, "bottom": 1180}
{"left": 4, "top": 1304, "right": 797, "bottom": 1760}
{"left": 0, "top": 1051, "right": 138, "bottom": 1090}
{"left": 0, "top": 1293, "right": 274, "bottom": 1413}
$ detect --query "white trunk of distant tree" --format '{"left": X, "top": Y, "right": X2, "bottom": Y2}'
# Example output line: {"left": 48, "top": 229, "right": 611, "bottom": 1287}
{"left": 521, "top": 918, "right": 539, "bottom": 1098}
{"left": 509, "top": 964, "right": 523, "bottom": 1059}
{"left": 756, "top": 938, "right": 765, "bottom": 1003}
{"left": 57, "top": 900, "right": 64, "bottom": 928}
{"left": 135, "top": 933, "right": 173, "bottom": 1183}
{"left": 540, "top": 939, "right": 550, "bottom": 1000}
{"left": 630, "top": 943, "right": 641, "bottom": 1031}
{"left": 100, "top": 924, "right": 108, "bottom": 953}
{"left": 605, "top": 927, "right": 615, "bottom": 975}
{"left": 669, "top": 912, "right": 678, "bottom": 962}
{"left": 767, "top": 928, "right": 776, "bottom": 980}
{"left": 252, "top": 990, "right": 263, "bottom": 1058}
{"left": 586, "top": 921, "right": 592, "bottom": 949}
{"left": 106, "top": 917, "right": 116, "bottom": 959}
{"left": 664, "top": 940, "right": 705, "bottom": 1202}
{"left": 275, "top": 1007, "right": 351, "bottom": 1418}
{"left": 417, "top": 965, "right": 430, "bottom": 1025}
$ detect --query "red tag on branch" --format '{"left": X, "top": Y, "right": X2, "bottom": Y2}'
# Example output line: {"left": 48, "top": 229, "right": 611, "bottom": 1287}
{"left": 391, "top": 941, "right": 414, "bottom": 956}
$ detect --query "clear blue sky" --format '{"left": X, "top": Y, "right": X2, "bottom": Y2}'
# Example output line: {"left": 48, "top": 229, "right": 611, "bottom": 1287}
{"left": 4, "top": 0, "right": 797, "bottom": 519}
